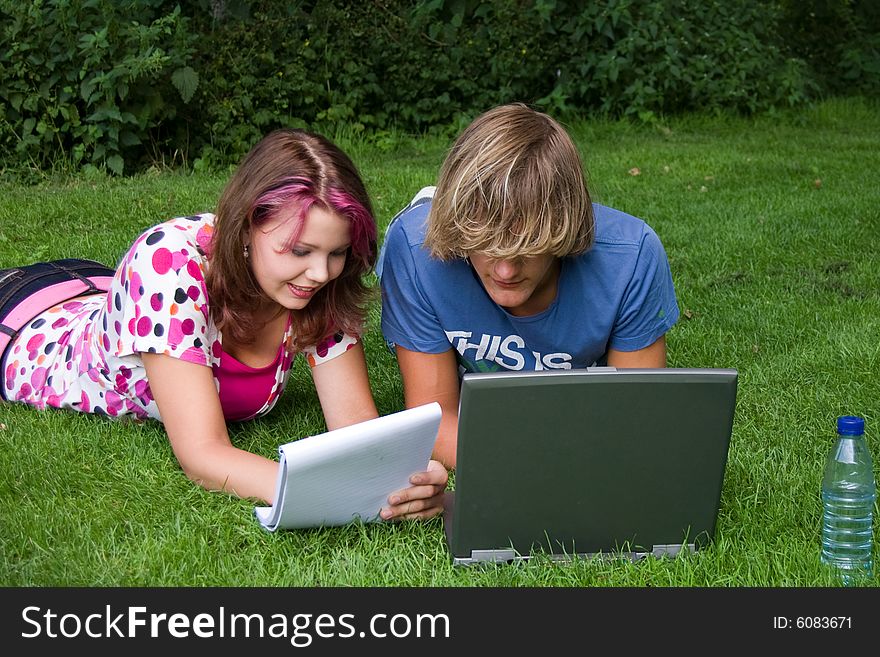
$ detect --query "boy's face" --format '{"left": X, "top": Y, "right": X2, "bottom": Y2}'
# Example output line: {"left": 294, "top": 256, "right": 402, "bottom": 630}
{"left": 467, "top": 252, "right": 560, "bottom": 317}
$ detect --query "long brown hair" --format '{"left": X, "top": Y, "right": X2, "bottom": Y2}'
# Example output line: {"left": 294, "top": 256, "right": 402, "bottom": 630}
{"left": 206, "top": 129, "right": 377, "bottom": 350}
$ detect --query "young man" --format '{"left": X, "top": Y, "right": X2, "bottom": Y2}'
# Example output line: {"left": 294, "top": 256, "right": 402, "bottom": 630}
{"left": 378, "top": 103, "right": 679, "bottom": 468}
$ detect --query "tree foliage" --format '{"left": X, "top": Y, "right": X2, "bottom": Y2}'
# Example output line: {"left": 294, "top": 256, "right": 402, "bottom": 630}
{"left": 1, "top": 0, "right": 876, "bottom": 174}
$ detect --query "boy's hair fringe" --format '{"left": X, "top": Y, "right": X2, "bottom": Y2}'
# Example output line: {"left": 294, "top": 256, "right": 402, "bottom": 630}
{"left": 425, "top": 103, "right": 594, "bottom": 261}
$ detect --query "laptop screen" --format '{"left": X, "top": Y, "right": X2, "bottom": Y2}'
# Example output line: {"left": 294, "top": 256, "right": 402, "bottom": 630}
{"left": 445, "top": 367, "right": 738, "bottom": 564}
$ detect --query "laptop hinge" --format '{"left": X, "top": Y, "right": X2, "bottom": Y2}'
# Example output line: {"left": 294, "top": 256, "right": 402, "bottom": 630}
{"left": 651, "top": 544, "right": 695, "bottom": 557}
{"left": 468, "top": 549, "right": 520, "bottom": 563}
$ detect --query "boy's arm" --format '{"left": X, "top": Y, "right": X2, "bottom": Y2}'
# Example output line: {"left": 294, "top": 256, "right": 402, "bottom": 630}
{"left": 606, "top": 335, "right": 667, "bottom": 368}
{"left": 395, "top": 345, "right": 462, "bottom": 469}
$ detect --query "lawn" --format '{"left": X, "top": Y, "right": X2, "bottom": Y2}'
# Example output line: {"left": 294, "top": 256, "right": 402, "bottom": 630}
{"left": 1, "top": 98, "right": 878, "bottom": 587}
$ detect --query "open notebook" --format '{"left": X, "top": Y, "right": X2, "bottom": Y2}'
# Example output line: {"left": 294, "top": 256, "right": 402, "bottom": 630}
{"left": 443, "top": 367, "right": 738, "bottom": 565}
{"left": 255, "top": 402, "right": 441, "bottom": 531}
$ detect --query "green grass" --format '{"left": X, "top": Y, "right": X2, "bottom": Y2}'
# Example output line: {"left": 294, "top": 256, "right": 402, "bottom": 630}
{"left": 1, "top": 98, "right": 879, "bottom": 586}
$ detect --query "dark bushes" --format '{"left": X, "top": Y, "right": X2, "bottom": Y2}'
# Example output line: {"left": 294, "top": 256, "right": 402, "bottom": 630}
{"left": 1, "top": 0, "right": 876, "bottom": 174}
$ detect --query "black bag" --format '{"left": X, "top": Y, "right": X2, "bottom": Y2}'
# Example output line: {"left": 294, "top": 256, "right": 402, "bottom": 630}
{"left": 0, "top": 259, "right": 115, "bottom": 396}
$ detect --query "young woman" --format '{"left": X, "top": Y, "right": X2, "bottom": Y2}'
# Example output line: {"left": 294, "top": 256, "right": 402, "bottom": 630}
{"left": 2, "top": 128, "right": 447, "bottom": 518}
{"left": 378, "top": 104, "right": 680, "bottom": 468}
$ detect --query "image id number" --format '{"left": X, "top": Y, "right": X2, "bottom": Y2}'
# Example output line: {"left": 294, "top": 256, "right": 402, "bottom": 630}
{"left": 773, "top": 616, "right": 852, "bottom": 629}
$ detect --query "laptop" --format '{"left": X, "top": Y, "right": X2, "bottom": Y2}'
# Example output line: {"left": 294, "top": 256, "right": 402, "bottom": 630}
{"left": 443, "top": 367, "right": 738, "bottom": 565}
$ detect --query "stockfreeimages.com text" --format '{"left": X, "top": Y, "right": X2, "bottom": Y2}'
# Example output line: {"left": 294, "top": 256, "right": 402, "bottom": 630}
{"left": 21, "top": 605, "right": 450, "bottom": 646}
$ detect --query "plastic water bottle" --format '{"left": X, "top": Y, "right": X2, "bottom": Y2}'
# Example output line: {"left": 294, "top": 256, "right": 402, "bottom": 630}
{"left": 820, "top": 415, "right": 876, "bottom": 584}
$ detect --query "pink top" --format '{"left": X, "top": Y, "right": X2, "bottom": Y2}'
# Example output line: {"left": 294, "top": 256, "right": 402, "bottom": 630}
{"left": 216, "top": 344, "right": 282, "bottom": 422}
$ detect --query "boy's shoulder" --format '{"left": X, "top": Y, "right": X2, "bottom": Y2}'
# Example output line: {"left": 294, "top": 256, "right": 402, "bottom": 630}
{"left": 385, "top": 196, "right": 432, "bottom": 250}
{"left": 592, "top": 203, "right": 654, "bottom": 247}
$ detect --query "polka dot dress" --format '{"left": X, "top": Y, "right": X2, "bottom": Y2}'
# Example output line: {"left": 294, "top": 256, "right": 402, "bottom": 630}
{"left": 4, "top": 214, "right": 357, "bottom": 420}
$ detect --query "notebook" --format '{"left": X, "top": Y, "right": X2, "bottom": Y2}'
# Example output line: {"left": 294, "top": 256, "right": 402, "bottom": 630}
{"left": 255, "top": 402, "right": 441, "bottom": 531}
{"left": 443, "top": 367, "right": 738, "bottom": 565}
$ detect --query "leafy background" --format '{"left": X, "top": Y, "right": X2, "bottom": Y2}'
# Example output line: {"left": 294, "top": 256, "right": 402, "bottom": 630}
{"left": 1, "top": 0, "right": 878, "bottom": 175}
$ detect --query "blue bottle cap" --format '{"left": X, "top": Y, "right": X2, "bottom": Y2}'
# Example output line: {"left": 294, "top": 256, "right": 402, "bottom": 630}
{"left": 837, "top": 415, "right": 865, "bottom": 435}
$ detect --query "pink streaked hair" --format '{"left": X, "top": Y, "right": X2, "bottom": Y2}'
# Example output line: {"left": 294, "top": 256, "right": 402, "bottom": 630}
{"left": 251, "top": 177, "right": 376, "bottom": 267}
{"left": 207, "top": 127, "right": 377, "bottom": 351}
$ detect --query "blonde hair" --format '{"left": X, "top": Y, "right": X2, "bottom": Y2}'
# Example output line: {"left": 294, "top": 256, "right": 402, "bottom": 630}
{"left": 425, "top": 103, "right": 594, "bottom": 260}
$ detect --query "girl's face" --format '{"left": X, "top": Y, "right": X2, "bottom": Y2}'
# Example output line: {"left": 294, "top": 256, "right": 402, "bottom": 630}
{"left": 247, "top": 202, "right": 350, "bottom": 312}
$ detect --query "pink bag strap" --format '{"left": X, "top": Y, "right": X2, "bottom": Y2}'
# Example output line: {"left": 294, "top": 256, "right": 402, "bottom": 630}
{"left": 0, "top": 275, "right": 113, "bottom": 358}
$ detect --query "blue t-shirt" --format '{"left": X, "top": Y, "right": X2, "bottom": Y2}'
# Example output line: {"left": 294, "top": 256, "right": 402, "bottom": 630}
{"left": 378, "top": 195, "right": 679, "bottom": 373}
